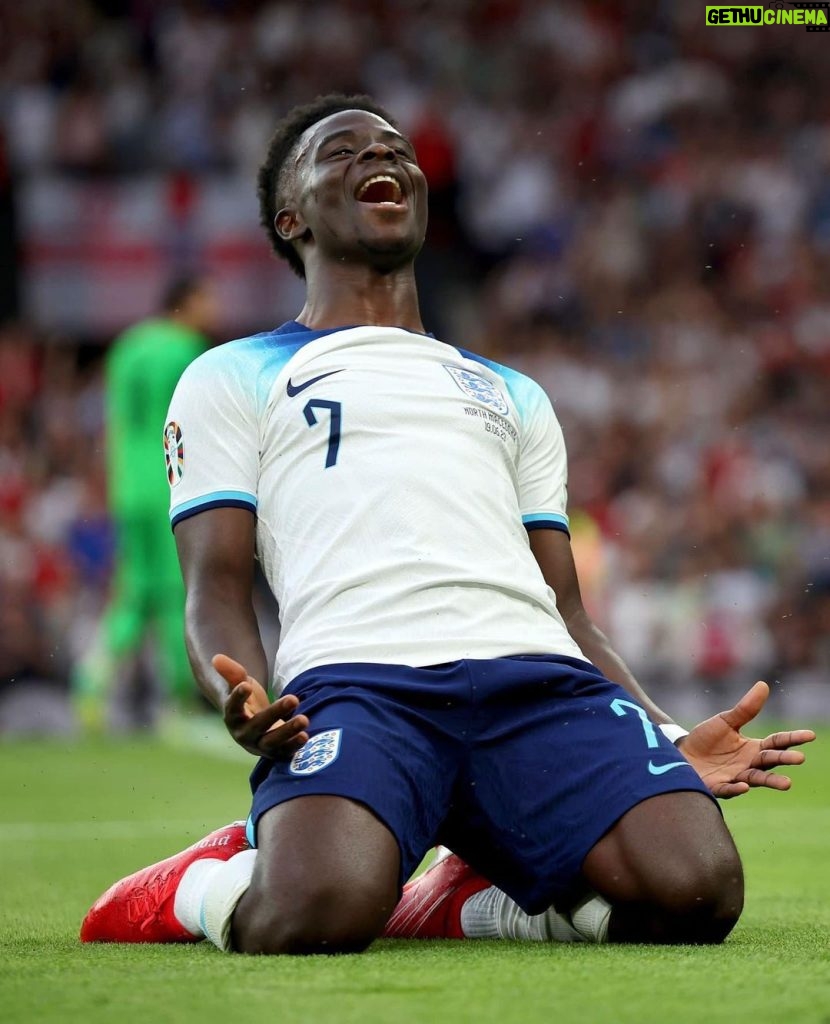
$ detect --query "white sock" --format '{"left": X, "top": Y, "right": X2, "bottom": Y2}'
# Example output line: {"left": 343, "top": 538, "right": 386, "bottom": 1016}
{"left": 460, "top": 886, "right": 586, "bottom": 942}
{"left": 568, "top": 892, "right": 612, "bottom": 943}
{"left": 174, "top": 858, "right": 226, "bottom": 937}
{"left": 173, "top": 850, "right": 258, "bottom": 951}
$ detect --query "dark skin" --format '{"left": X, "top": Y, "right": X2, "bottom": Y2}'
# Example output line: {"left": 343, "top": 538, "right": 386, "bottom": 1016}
{"left": 176, "top": 110, "right": 815, "bottom": 953}
{"left": 276, "top": 111, "right": 428, "bottom": 331}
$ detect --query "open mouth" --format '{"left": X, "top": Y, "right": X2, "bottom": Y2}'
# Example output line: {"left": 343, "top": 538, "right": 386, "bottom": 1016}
{"left": 355, "top": 174, "right": 405, "bottom": 206}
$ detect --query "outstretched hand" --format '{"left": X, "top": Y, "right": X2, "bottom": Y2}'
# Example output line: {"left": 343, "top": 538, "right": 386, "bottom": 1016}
{"left": 679, "top": 681, "right": 816, "bottom": 799}
{"left": 212, "top": 653, "right": 310, "bottom": 759}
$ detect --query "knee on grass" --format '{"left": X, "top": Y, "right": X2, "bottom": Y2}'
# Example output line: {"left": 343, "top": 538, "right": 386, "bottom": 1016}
{"left": 610, "top": 845, "right": 744, "bottom": 945}
{"left": 232, "top": 876, "right": 394, "bottom": 955}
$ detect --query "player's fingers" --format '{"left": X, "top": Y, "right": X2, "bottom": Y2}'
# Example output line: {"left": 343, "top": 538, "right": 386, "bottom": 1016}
{"left": 223, "top": 680, "right": 253, "bottom": 721}
{"left": 231, "top": 706, "right": 306, "bottom": 754}
{"left": 760, "top": 729, "right": 817, "bottom": 750}
{"left": 740, "top": 767, "right": 792, "bottom": 790}
{"left": 755, "top": 748, "right": 805, "bottom": 769}
{"left": 759, "top": 772, "right": 792, "bottom": 791}
{"left": 258, "top": 718, "right": 309, "bottom": 757}
{"left": 259, "top": 723, "right": 310, "bottom": 758}
{"left": 262, "top": 712, "right": 308, "bottom": 741}
{"left": 254, "top": 694, "right": 301, "bottom": 730}
{"left": 212, "top": 653, "right": 250, "bottom": 689}
{"left": 711, "top": 781, "right": 750, "bottom": 799}
{"left": 719, "top": 680, "right": 769, "bottom": 731}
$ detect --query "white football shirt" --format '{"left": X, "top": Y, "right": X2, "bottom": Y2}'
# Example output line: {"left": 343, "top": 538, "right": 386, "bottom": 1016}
{"left": 165, "top": 322, "right": 588, "bottom": 690}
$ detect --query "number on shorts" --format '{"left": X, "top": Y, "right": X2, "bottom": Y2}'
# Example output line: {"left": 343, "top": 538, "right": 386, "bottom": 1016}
{"left": 610, "top": 698, "right": 658, "bottom": 749}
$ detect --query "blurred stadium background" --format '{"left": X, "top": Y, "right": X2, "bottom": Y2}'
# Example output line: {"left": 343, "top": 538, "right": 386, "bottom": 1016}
{"left": 1, "top": 0, "right": 828, "bottom": 736}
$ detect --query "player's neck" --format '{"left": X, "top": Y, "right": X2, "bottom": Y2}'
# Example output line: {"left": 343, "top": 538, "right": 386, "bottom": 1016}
{"left": 296, "top": 262, "right": 425, "bottom": 334}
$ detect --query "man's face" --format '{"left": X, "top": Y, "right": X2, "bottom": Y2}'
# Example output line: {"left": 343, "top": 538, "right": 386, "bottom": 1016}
{"left": 279, "top": 109, "right": 428, "bottom": 273}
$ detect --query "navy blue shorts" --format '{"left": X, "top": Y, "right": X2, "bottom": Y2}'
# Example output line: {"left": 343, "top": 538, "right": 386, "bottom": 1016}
{"left": 247, "top": 656, "right": 715, "bottom": 914}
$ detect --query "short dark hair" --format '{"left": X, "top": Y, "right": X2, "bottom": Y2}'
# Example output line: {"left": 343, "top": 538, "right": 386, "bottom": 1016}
{"left": 160, "top": 273, "right": 207, "bottom": 315}
{"left": 256, "top": 93, "right": 399, "bottom": 279}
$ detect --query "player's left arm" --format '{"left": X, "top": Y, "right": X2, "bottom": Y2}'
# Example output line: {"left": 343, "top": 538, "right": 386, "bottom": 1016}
{"left": 530, "top": 528, "right": 816, "bottom": 796}
{"left": 530, "top": 528, "right": 672, "bottom": 725}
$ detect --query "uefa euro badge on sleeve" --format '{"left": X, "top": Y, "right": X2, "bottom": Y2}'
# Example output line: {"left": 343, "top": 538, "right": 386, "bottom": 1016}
{"left": 288, "top": 728, "right": 342, "bottom": 776}
{"left": 163, "top": 421, "right": 185, "bottom": 486}
{"left": 443, "top": 365, "right": 509, "bottom": 415}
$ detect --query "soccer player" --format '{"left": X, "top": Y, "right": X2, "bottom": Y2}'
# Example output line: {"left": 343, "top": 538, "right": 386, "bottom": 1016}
{"left": 73, "top": 274, "right": 217, "bottom": 728}
{"left": 80, "top": 95, "right": 815, "bottom": 953}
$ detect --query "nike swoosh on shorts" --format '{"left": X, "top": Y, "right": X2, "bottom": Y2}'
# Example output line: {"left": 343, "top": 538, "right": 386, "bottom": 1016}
{"left": 286, "top": 369, "right": 344, "bottom": 397}
{"left": 647, "top": 760, "right": 690, "bottom": 775}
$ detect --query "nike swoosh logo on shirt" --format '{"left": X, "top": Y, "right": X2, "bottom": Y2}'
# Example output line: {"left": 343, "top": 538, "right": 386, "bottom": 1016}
{"left": 648, "top": 760, "right": 690, "bottom": 776}
{"left": 286, "top": 369, "right": 344, "bottom": 397}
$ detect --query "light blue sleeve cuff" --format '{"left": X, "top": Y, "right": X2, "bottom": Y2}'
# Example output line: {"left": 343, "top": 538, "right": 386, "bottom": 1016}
{"left": 522, "top": 512, "right": 570, "bottom": 535}
{"left": 170, "top": 489, "right": 257, "bottom": 529}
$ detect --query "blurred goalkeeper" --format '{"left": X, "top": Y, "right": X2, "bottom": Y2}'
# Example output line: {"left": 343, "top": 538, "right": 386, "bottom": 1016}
{"left": 73, "top": 274, "right": 217, "bottom": 729}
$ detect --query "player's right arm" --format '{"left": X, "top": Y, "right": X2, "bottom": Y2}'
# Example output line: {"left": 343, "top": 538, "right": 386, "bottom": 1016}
{"left": 165, "top": 348, "right": 308, "bottom": 759}
{"left": 173, "top": 508, "right": 308, "bottom": 759}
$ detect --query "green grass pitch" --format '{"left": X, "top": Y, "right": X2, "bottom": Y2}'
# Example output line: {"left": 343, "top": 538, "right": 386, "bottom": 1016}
{"left": 1, "top": 729, "right": 828, "bottom": 1024}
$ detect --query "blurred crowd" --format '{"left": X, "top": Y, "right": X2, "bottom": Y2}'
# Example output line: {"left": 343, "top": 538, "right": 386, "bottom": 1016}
{"left": 1, "top": 0, "right": 828, "bottom": 728}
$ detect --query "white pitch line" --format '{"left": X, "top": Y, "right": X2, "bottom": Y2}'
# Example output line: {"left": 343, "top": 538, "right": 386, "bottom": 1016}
{"left": 0, "top": 820, "right": 230, "bottom": 842}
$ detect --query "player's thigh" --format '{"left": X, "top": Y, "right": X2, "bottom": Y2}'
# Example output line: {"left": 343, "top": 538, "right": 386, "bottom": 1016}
{"left": 446, "top": 658, "right": 716, "bottom": 914}
{"left": 240, "top": 665, "right": 464, "bottom": 951}
{"left": 145, "top": 515, "right": 184, "bottom": 590}
{"left": 106, "top": 515, "right": 155, "bottom": 616}
{"left": 248, "top": 666, "right": 464, "bottom": 883}
{"left": 102, "top": 533, "right": 147, "bottom": 651}
{"left": 582, "top": 789, "right": 742, "bottom": 907}
{"left": 234, "top": 794, "right": 401, "bottom": 953}
{"left": 151, "top": 579, "right": 191, "bottom": 692}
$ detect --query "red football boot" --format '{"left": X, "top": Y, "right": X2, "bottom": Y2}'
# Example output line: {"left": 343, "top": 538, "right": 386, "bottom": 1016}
{"left": 383, "top": 849, "right": 490, "bottom": 939}
{"left": 80, "top": 821, "right": 250, "bottom": 943}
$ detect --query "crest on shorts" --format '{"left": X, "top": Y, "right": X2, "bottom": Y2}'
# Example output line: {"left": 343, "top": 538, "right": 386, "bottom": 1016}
{"left": 163, "top": 421, "right": 184, "bottom": 486}
{"left": 289, "top": 728, "right": 342, "bottom": 776}
{"left": 443, "top": 365, "right": 508, "bottom": 415}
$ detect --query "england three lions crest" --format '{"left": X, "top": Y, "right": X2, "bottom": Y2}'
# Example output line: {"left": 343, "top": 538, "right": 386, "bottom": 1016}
{"left": 288, "top": 728, "right": 342, "bottom": 776}
{"left": 444, "top": 365, "right": 509, "bottom": 415}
